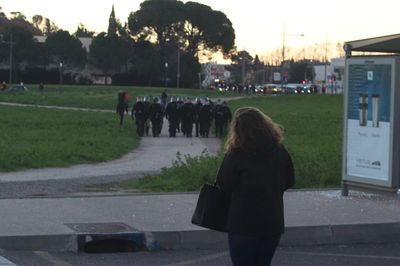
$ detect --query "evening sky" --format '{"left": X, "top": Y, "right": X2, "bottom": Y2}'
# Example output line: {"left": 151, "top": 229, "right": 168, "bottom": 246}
{"left": 2, "top": 0, "right": 400, "bottom": 58}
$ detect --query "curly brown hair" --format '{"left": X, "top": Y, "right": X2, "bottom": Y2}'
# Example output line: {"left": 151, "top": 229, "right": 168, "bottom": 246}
{"left": 225, "top": 107, "right": 283, "bottom": 154}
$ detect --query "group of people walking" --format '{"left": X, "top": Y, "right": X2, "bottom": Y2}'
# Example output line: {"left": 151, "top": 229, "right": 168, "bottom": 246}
{"left": 116, "top": 91, "right": 232, "bottom": 138}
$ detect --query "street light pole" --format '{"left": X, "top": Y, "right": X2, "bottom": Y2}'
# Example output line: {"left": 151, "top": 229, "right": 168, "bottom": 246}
{"left": 324, "top": 38, "right": 328, "bottom": 86}
{"left": 59, "top": 61, "right": 63, "bottom": 86}
{"left": 8, "top": 33, "right": 13, "bottom": 85}
{"left": 241, "top": 57, "right": 246, "bottom": 88}
{"left": 280, "top": 25, "right": 304, "bottom": 86}
{"left": 177, "top": 45, "right": 181, "bottom": 89}
{"left": 198, "top": 72, "right": 202, "bottom": 89}
{"left": 282, "top": 25, "right": 286, "bottom": 67}
{"left": 165, "top": 62, "right": 168, "bottom": 88}
{"left": 0, "top": 33, "right": 15, "bottom": 85}
{"left": 281, "top": 25, "right": 287, "bottom": 88}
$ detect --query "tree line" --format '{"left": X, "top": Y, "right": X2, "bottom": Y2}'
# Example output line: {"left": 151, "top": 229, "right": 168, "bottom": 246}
{"left": 0, "top": 0, "right": 237, "bottom": 87}
{"left": 0, "top": 1, "right": 322, "bottom": 87}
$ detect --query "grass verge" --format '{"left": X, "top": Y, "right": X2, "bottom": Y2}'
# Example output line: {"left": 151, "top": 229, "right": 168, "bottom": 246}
{"left": 0, "top": 106, "right": 138, "bottom": 171}
{"left": 116, "top": 150, "right": 222, "bottom": 192}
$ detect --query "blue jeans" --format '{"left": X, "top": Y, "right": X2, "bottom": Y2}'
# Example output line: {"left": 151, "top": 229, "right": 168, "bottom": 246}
{"left": 228, "top": 233, "right": 281, "bottom": 266}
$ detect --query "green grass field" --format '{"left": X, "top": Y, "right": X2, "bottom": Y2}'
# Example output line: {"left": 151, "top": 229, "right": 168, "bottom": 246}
{"left": 0, "top": 106, "right": 138, "bottom": 172}
{"left": 1, "top": 87, "right": 344, "bottom": 190}
{"left": 0, "top": 85, "right": 234, "bottom": 172}
{"left": 229, "top": 95, "right": 343, "bottom": 188}
{"left": 0, "top": 84, "right": 234, "bottom": 110}
{"left": 116, "top": 94, "right": 344, "bottom": 191}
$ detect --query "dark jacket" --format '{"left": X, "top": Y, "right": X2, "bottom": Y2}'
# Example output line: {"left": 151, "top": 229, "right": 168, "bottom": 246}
{"left": 149, "top": 102, "right": 164, "bottom": 122}
{"left": 216, "top": 143, "right": 294, "bottom": 237}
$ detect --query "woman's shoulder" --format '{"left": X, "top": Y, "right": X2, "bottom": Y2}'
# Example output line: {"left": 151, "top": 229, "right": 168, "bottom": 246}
{"left": 274, "top": 144, "right": 292, "bottom": 161}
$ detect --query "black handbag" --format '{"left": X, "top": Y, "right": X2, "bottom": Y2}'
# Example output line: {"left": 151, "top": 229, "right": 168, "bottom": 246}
{"left": 191, "top": 183, "right": 230, "bottom": 232}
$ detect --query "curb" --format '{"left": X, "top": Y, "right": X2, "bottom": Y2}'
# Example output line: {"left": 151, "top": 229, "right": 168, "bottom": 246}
{"left": 0, "top": 234, "right": 77, "bottom": 251}
{"left": 147, "top": 222, "right": 400, "bottom": 250}
{"left": 1, "top": 222, "right": 399, "bottom": 252}
{"left": 281, "top": 222, "right": 400, "bottom": 246}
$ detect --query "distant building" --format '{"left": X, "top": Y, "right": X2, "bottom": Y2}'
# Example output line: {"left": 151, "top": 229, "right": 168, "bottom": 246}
{"left": 33, "top": 35, "right": 93, "bottom": 52}
{"left": 201, "top": 62, "right": 230, "bottom": 89}
{"left": 314, "top": 57, "right": 345, "bottom": 93}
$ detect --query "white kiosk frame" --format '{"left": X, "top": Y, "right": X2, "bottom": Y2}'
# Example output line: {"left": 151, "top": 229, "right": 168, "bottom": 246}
{"left": 342, "top": 56, "right": 400, "bottom": 195}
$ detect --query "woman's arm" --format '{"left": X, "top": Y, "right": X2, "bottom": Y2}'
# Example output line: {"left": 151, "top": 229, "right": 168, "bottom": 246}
{"left": 216, "top": 153, "right": 237, "bottom": 194}
{"left": 282, "top": 147, "right": 295, "bottom": 191}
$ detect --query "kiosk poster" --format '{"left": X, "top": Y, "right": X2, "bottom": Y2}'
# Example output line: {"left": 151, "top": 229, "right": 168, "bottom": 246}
{"left": 346, "top": 63, "right": 392, "bottom": 182}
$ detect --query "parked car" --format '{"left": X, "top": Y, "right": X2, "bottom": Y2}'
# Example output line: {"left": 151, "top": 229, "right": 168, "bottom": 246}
{"left": 301, "top": 84, "right": 312, "bottom": 94}
{"left": 254, "top": 84, "right": 265, "bottom": 93}
{"left": 264, "top": 84, "right": 282, "bottom": 95}
{"left": 301, "top": 84, "right": 319, "bottom": 94}
{"left": 282, "top": 84, "right": 302, "bottom": 94}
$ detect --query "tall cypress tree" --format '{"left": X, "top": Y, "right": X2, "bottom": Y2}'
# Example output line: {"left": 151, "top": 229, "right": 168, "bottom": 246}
{"left": 107, "top": 5, "right": 117, "bottom": 36}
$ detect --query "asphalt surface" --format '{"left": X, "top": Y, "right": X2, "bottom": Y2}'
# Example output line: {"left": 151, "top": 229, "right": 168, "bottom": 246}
{"left": 1, "top": 243, "right": 400, "bottom": 266}
{"left": 0, "top": 189, "right": 399, "bottom": 253}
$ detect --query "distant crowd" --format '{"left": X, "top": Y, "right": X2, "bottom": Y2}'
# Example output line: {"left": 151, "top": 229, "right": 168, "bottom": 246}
{"left": 116, "top": 90, "right": 232, "bottom": 138}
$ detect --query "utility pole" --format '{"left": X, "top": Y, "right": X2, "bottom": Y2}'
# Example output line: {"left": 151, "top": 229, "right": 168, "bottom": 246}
{"left": 177, "top": 44, "right": 181, "bottom": 89}
{"left": 280, "top": 25, "right": 304, "bottom": 86}
{"left": 281, "top": 25, "right": 286, "bottom": 68}
{"left": 0, "top": 33, "right": 15, "bottom": 85}
{"left": 59, "top": 61, "right": 63, "bottom": 86}
{"left": 324, "top": 37, "right": 328, "bottom": 86}
{"left": 165, "top": 62, "right": 168, "bottom": 88}
{"left": 198, "top": 72, "right": 202, "bottom": 89}
{"left": 9, "top": 33, "right": 13, "bottom": 85}
{"left": 281, "top": 25, "right": 286, "bottom": 87}
{"left": 241, "top": 57, "right": 246, "bottom": 88}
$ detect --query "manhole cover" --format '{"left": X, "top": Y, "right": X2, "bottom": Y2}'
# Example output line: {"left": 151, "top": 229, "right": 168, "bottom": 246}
{"left": 65, "top": 223, "right": 137, "bottom": 234}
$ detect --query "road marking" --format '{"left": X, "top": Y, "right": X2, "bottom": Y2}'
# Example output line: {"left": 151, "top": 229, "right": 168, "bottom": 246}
{"left": 34, "top": 251, "right": 73, "bottom": 266}
{"left": 165, "top": 251, "right": 230, "bottom": 266}
{"left": 0, "top": 256, "right": 17, "bottom": 266}
{"left": 279, "top": 250, "right": 400, "bottom": 261}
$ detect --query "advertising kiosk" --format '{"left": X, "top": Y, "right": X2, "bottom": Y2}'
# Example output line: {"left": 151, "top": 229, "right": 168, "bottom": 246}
{"left": 342, "top": 34, "right": 400, "bottom": 195}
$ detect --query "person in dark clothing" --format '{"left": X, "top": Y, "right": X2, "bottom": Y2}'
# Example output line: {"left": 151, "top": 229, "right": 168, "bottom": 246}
{"left": 221, "top": 101, "right": 232, "bottom": 136}
{"left": 161, "top": 90, "right": 168, "bottom": 108}
{"left": 193, "top": 98, "right": 203, "bottom": 137}
{"left": 199, "top": 100, "right": 214, "bottom": 138}
{"left": 216, "top": 107, "right": 295, "bottom": 266}
{"left": 148, "top": 97, "right": 164, "bottom": 137}
{"left": 165, "top": 97, "right": 180, "bottom": 137}
{"left": 176, "top": 97, "right": 184, "bottom": 133}
{"left": 143, "top": 97, "right": 151, "bottom": 136}
{"left": 180, "top": 98, "right": 195, "bottom": 137}
{"left": 116, "top": 91, "right": 129, "bottom": 127}
{"left": 39, "top": 82, "right": 44, "bottom": 92}
{"left": 214, "top": 100, "right": 224, "bottom": 137}
{"left": 131, "top": 97, "right": 146, "bottom": 137}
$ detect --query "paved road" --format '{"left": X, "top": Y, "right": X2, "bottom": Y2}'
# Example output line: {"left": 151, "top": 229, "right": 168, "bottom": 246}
{"left": 0, "top": 102, "right": 223, "bottom": 197}
{"left": 1, "top": 243, "right": 400, "bottom": 266}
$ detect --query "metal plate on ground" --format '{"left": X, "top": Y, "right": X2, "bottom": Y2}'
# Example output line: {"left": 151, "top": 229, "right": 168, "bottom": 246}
{"left": 65, "top": 222, "right": 138, "bottom": 234}
{"left": 0, "top": 256, "right": 17, "bottom": 266}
